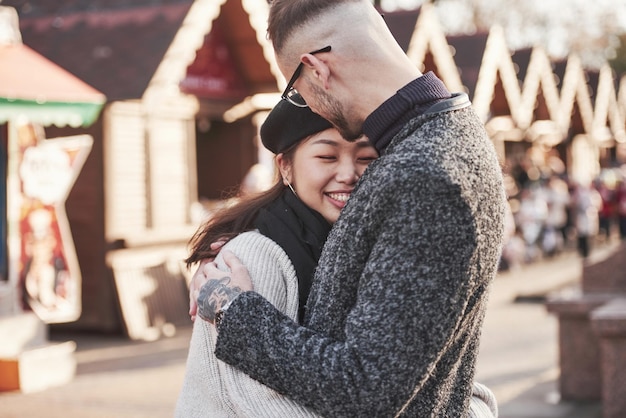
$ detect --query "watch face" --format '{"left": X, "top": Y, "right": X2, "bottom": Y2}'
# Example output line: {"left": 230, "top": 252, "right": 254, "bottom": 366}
{"left": 215, "top": 310, "right": 225, "bottom": 329}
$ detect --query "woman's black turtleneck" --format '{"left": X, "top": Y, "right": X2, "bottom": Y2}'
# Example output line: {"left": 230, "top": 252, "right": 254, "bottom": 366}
{"left": 255, "top": 189, "right": 332, "bottom": 322}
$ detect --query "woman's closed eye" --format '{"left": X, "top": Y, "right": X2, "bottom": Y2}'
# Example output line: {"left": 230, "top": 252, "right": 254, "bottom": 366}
{"left": 317, "top": 155, "right": 337, "bottom": 161}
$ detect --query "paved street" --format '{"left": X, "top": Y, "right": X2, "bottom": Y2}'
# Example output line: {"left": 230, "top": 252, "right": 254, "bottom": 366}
{"left": 475, "top": 248, "right": 604, "bottom": 418}
{"left": 0, "top": 246, "right": 613, "bottom": 418}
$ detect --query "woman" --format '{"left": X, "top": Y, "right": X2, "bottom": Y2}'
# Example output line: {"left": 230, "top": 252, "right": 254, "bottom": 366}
{"left": 176, "top": 101, "right": 498, "bottom": 417}
{"left": 175, "top": 100, "right": 378, "bottom": 417}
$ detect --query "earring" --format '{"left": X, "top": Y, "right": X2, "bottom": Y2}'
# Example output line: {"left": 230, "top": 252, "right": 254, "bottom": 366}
{"left": 285, "top": 180, "right": 297, "bottom": 196}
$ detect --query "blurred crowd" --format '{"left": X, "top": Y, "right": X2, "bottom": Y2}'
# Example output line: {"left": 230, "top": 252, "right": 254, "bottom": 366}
{"left": 500, "top": 149, "right": 626, "bottom": 271}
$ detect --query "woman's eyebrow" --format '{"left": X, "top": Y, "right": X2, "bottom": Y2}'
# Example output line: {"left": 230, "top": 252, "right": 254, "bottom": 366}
{"left": 310, "top": 139, "right": 372, "bottom": 148}
{"left": 310, "top": 139, "right": 340, "bottom": 147}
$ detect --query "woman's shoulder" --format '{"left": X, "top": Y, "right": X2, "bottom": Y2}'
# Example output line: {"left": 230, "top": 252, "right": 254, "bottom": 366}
{"left": 219, "top": 230, "right": 299, "bottom": 318}
{"left": 219, "top": 230, "right": 296, "bottom": 281}
{"left": 224, "top": 229, "right": 282, "bottom": 251}
{"left": 226, "top": 229, "right": 270, "bottom": 245}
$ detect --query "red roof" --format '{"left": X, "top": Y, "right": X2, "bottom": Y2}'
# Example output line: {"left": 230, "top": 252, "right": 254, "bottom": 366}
{"left": 5, "top": 1, "right": 193, "bottom": 101}
{"left": 0, "top": 42, "right": 105, "bottom": 103}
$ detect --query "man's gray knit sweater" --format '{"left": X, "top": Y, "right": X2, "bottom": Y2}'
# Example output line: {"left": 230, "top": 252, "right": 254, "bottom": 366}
{"left": 215, "top": 92, "right": 506, "bottom": 416}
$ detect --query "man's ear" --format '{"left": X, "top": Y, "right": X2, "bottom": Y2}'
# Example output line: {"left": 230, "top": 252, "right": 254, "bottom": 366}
{"left": 301, "top": 53, "right": 331, "bottom": 89}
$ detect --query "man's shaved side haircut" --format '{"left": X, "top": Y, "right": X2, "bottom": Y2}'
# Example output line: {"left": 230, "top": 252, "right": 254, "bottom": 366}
{"left": 267, "top": 0, "right": 361, "bottom": 53}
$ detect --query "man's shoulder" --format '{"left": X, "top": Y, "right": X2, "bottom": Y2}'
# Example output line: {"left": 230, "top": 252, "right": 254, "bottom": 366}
{"left": 402, "top": 104, "right": 488, "bottom": 156}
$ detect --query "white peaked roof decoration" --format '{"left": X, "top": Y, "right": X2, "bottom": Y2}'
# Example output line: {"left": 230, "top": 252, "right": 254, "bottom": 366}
{"left": 142, "top": 0, "right": 277, "bottom": 110}
{"left": 591, "top": 63, "right": 626, "bottom": 144}
{"left": 143, "top": 0, "right": 228, "bottom": 108}
{"left": 403, "top": 2, "right": 623, "bottom": 147}
{"left": 556, "top": 54, "right": 595, "bottom": 138}
{"left": 139, "top": 0, "right": 624, "bottom": 147}
{"left": 470, "top": 25, "right": 522, "bottom": 125}
{"left": 516, "top": 46, "right": 561, "bottom": 131}
{"left": 405, "top": 2, "right": 464, "bottom": 93}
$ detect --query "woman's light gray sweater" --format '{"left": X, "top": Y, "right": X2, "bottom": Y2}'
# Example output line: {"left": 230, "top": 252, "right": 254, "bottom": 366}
{"left": 175, "top": 231, "right": 321, "bottom": 418}
{"left": 215, "top": 102, "right": 506, "bottom": 417}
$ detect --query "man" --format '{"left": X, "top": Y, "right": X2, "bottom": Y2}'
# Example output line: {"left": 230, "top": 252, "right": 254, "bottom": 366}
{"left": 190, "top": 0, "right": 505, "bottom": 416}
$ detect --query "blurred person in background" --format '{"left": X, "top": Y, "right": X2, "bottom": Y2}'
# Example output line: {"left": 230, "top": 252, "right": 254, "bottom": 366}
{"left": 616, "top": 175, "right": 626, "bottom": 240}
{"left": 542, "top": 174, "right": 570, "bottom": 257}
{"left": 571, "top": 182, "right": 602, "bottom": 259}
{"left": 516, "top": 186, "right": 548, "bottom": 262}
{"left": 594, "top": 177, "right": 615, "bottom": 242}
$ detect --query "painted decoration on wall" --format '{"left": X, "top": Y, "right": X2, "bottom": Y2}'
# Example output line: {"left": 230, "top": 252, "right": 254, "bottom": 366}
{"left": 8, "top": 121, "right": 92, "bottom": 323}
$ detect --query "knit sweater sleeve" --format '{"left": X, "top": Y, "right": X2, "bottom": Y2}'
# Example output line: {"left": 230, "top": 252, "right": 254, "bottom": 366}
{"left": 175, "top": 231, "right": 321, "bottom": 418}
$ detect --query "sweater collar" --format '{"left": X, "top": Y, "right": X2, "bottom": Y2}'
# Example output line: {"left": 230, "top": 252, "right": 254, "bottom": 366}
{"left": 362, "top": 72, "right": 451, "bottom": 153}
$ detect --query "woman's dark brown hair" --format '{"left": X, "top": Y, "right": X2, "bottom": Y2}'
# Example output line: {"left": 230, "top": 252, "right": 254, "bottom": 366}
{"left": 185, "top": 147, "right": 296, "bottom": 268}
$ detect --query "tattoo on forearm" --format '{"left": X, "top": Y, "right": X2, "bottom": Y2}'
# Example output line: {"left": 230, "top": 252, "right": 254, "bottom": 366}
{"left": 197, "top": 277, "right": 242, "bottom": 323}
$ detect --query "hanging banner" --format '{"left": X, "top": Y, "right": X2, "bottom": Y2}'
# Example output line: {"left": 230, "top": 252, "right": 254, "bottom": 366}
{"left": 7, "top": 121, "right": 92, "bottom": 323}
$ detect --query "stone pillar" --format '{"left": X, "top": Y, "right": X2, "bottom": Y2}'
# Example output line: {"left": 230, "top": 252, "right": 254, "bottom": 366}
{"left": 591, "top": 298, "right": 626, "bottom": 418}
{"left": 546, "top": 292, "right": 611, "bottom": 400}
{"left": 581, "top": 242, "right": 626, "bottom": 294}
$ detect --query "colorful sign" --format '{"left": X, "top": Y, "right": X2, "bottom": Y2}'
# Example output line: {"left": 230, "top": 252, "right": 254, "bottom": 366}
{"left": 8, "top": 121, "right": 92, "bottom": 323}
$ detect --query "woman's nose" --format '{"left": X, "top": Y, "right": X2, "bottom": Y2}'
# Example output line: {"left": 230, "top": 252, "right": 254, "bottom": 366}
{"left": 336, "top": 160, "right": 359, "bottom": 184}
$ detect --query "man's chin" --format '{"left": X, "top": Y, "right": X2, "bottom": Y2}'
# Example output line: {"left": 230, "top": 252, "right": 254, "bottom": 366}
{"left": 331, "top": 116, "right": 362, "bottom": 141}
{"left": 339, "top": 128, "right": 363, "bottom": 142}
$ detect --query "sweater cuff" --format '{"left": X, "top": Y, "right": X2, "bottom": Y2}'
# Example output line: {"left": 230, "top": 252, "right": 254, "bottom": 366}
{"left": 214, "top": 291, "right": 285, "bottom": 366}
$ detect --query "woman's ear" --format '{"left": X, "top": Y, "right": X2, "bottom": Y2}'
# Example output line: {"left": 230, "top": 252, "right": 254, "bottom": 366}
{"left": 276, "top": 153, "right": 291, "bottom": 184}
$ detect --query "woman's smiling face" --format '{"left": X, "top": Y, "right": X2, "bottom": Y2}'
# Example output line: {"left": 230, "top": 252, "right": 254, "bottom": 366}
{"left": 278, "top": 128, "right": 378, "bottom": 223}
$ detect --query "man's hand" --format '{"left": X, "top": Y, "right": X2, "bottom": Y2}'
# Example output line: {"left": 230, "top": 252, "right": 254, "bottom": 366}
{"left": 191, "top": 250, "right": 253, "bottom": 323}
{"left": 189, "top": 259, "right": 212, "bottom": 321}
{"left": 188, "top": 240, "right": 227, "bottom": 321}
{"left": 197, "top": 276, "right": 242, "bottom": 323}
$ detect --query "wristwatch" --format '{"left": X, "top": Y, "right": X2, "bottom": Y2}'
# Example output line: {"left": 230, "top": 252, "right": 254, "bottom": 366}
{"left": 215, "top": 297, "right": 236, "bottom": 331}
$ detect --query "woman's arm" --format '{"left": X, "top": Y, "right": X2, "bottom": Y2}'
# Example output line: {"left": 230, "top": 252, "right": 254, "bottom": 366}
{"left": 180, "top": 231, "right": 321, "bottom": 418}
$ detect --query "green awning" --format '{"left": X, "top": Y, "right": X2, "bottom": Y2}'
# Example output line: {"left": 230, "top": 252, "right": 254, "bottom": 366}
{"left": 0, "top": 98, "right": 104, "bottom": 127}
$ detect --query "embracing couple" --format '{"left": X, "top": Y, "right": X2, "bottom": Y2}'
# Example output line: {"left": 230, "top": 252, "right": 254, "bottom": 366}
{"left": 176, "top": 1, "right": 505, "bottom": 417}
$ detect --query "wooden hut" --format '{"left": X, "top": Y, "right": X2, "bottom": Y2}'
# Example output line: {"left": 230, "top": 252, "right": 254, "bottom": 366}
{"left": 5, "top": 0, "right": 281, "bottom": 338}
